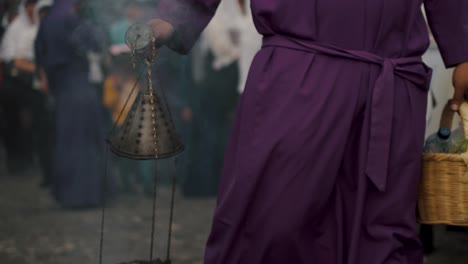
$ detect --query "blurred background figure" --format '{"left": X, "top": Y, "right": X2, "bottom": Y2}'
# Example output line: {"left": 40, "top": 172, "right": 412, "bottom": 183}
{"left": 0, "top": 1, "right": 17, "bottom": 164}
{"left": 181, "top": 0, "right": 262, "bottom": 197}
{"left": 181, "top": 0, "right": 242, "bottom": 197}
{"left": 0, "top": 0, "right": 39, "bottom": 174}
{"left": 30, "top": 0, "right": 54, "bottom": 188}
{"left": 35, "top": 0, "right": 104, "bottom": 208}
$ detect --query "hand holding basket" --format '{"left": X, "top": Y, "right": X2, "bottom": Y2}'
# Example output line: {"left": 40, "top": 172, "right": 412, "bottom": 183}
{"left": 419, "top": 101, "right": 468, "bottom": 225}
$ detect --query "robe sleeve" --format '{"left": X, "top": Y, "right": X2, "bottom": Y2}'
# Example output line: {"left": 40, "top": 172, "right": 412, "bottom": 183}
{"left": 156, "top": 0, "right": 221, "bottom": 53}
{"left": 424, "top": 0, "right": 468, "bottom": 68}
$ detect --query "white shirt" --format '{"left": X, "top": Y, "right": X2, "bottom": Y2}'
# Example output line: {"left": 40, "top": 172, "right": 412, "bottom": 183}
{"left": 0, "top": 9, "right": 38, "bottom": 62}
{"left": 201, "top": 0, "right": 241, "bottom": 70}
{"left": 237, "top": 0, "right": 262, "bottom": 93}
{"left": 197, "top": 0, "right": 262, "bottom": 94}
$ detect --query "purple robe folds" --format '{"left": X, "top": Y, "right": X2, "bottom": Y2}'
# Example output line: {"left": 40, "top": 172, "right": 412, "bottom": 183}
{"left": 157, "top": 0, "right": 468, "bottom": 263}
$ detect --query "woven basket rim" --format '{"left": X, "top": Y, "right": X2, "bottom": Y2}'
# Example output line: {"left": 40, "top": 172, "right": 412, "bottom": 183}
{"left": 422, "top": 152, "right": 468, "bottom": 161}
{"left": 418, "top": 219, "right": 468, "bottom": 226}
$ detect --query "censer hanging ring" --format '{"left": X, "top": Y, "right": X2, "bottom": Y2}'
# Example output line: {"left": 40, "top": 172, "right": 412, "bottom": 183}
{"left": 125, "top": 23, "right": 163, "bottom": 69}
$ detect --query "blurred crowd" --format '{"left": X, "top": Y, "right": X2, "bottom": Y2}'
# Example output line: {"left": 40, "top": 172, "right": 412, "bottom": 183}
{"left": 0, "top": 0, "right": 262, "bottom": 209}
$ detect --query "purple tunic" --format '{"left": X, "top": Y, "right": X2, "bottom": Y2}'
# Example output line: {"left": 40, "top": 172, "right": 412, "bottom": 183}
{"left": 157, "top": 0, "right": 468, "bottom": 263}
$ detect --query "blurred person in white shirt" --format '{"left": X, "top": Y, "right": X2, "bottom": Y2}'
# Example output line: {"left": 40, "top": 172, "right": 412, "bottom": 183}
{"left": 0, "top": 0, "right": 39, "bottom": 174}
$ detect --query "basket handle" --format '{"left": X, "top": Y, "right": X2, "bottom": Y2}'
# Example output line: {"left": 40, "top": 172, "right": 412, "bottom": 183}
{"left": 459, "top": 102, "right": 468, "bottom": 167}
{"left": 458, "top": 102, "right": 468, "bottom": 140}
{"left": 439, "top": 100, "right": 455, "bottom": 131}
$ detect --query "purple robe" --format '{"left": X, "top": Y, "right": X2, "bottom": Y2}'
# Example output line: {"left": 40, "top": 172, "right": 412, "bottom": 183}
{"left": 157, "top": 0, "right": 468, "bottom": 263}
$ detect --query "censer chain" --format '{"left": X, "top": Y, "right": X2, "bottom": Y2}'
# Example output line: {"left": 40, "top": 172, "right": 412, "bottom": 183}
{"left": 144, "top": 37, "right": 160, "bottom": 263}
{"left": 148, "top": 40, "right": 177, "bottom": 263}
{"left": 98, "top": 145, "right": 110, "bottom": 264}
{"left": 145, "top": 38, "right": 176, "bottom": 263}
{"left": 109, "top": 70, "right": 144, "bottom": 137}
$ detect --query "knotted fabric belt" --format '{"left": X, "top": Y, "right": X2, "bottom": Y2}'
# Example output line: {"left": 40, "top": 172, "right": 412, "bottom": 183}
{"left": 262, "top": 35, "right": 432, "bottom": 192}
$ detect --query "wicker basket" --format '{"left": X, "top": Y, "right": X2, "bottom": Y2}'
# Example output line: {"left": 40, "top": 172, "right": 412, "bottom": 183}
{"left": 418, "top": 101, "right": 468, "bottom": 225}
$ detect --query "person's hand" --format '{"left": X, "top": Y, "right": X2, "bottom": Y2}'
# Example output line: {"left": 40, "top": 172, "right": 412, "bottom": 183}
{"left": 147, "top": 19, "right": 175, "bottom": 47}
{"left": 451, "top": 62, "right": 468, "bottom": 111}
{"left": 14, "top": 59, "right": 36, "bottom": 73}
{"left": 131, "top": 19, "right": 176, "bottom": 60}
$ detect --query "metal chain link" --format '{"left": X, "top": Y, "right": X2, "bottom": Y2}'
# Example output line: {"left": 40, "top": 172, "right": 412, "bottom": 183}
{"left": 142, "top": 38, "right": 161, "bottom": 263}
{"left": 144, "top": 37, "right": 159, "bottom": 160}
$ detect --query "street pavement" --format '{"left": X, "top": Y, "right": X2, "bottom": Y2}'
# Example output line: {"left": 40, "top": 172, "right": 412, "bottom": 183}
{"left": 0, "top": 159, "right": 467, "bottom": 263}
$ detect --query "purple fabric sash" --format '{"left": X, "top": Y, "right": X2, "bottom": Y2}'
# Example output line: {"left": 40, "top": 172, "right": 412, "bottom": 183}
{"left": 263, "top": 35, "right": 432, "bottom": 192}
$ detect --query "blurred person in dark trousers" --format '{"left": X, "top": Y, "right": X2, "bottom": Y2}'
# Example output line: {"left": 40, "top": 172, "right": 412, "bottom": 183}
{"left": 31, "top": 0, "right": 54, "bottom": 187}
{"left": 0, "top": 4, "right": 18, "bottom": 157}
{"left": 35, "top": 0, "right": 104, "bottom": 208}
{"left": 0, "top": 0, "right": 39, "bottom": 174}
{"left": 181, "top": 0, "right": 240, "bottom": 197}
{"left": 0, "top": 3, "right": 5, "bottom": 149}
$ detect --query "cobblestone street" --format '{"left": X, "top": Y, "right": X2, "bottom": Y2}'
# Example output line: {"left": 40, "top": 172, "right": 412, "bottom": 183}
{"left": 1, "top": 162, "right": 468, "bottom": 263}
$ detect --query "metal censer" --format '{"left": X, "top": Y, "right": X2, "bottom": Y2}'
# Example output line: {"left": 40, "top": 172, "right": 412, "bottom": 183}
{"left": 108, "top": 23, "right": 184, "bottom": 160}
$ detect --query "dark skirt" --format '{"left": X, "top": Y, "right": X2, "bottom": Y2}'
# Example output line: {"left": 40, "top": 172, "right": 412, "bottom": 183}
{"left": 48, "top": 65, "right": 104, "bottom": 208}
